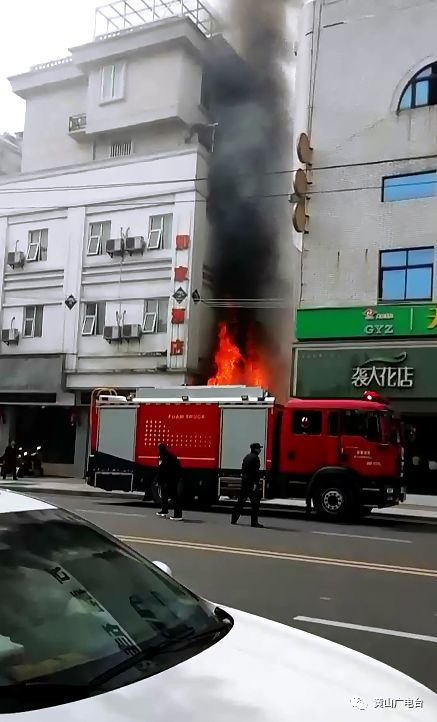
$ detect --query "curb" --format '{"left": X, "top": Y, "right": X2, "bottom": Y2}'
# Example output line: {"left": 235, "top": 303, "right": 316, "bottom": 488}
{"left": 1, "top": 485, "right": 144, "bottom": 502}
{"left": 4, "top": 484, "right": 437, "bottom": 522}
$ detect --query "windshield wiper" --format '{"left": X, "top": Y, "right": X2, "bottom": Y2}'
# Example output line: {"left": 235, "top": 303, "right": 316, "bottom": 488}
{"left": 89, "top": 620, "right": 233, "bottom": 689}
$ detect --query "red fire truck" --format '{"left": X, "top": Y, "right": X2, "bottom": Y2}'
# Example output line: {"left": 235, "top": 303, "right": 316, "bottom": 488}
{"left": 87, "top": 385, "right": 405, "bottom": 521}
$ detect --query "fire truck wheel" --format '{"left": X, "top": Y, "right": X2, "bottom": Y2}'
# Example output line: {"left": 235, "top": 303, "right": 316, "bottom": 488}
{"left": 313, "top": 480, "right": 353, "bottom": 521}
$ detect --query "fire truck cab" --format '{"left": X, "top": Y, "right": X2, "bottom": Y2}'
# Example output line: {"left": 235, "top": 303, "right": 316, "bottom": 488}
{"left": 88, "top": 386, "right": 405, "bottom": 521}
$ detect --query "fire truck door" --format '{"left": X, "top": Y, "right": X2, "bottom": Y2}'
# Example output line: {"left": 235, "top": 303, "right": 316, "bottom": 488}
{"left": 98, "top": 407, "right": 137, "bottom": 462}
{"left": 220, "top": 408, "right": 267, "bottom": 471}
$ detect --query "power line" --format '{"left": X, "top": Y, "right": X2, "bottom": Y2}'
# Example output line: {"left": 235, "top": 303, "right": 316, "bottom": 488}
{"left": 1, "top": 151, "right": 437, "bottom": 195}
{"left": 2, "top": 176, "right": 437, "bottom": 212}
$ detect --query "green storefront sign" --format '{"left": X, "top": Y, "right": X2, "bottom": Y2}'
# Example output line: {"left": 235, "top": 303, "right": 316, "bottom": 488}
{"left": 296, "top": 347, "right": 437, "bottom": 399}
{"left": 296, "top": 304, "right": 437, "bottom": 340}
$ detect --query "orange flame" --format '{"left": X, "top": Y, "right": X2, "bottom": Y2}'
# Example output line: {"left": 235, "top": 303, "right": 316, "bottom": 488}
{"left": 208, "top": 323, "right": 269, "bottom": 387}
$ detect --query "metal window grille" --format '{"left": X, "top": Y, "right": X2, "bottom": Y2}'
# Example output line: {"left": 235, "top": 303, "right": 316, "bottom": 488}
{"left": 110, "top": 140, "right": 132, "bottom": 158}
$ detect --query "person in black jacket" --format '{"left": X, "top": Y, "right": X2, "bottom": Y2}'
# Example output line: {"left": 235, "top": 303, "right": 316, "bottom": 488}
{"left": 231, "top": 443, "right": 264, "bottom": 528}
{"left": 156, "top": 443, "right": 183, "bottom": 521}
{"left": 2, "top": 441, "right": 17, "bottom": 481}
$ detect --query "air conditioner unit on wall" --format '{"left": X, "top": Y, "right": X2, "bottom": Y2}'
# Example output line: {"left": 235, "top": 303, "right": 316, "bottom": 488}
{"left": 103, "top": 326, "right": 121, "bottom": 343}
{"left": 125, "top": 236, "right": 145, "bottom": 255}
{"left": 106, "top": 238, "right": 124, "bottom": 258}
{"left": 7, "top": 251, "right": 25, "bottom": 269}
{"left": 1, "top": 328, "right": 19, "bottom": 345}
{"left": 122, "top": 324, "right": 142, "bottom": 340}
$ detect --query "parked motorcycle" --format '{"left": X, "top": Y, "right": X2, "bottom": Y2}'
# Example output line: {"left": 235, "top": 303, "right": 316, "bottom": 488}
{"left": 16, "top": 446, "right": 44, "bottom": 478}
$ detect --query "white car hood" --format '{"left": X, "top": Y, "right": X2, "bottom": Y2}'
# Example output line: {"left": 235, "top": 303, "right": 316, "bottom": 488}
{"left": 5, "top": 607, "right": 437, "bottom": 721}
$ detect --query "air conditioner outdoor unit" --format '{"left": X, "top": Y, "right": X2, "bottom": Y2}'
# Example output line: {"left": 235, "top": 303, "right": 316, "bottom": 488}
{"left": 106, "top": 238, "right": 124, "bottom": 258}
{"left": 125, "top": 236, "right": 145, "bottom": 255}
{"left": 122, "top": 324, "right": 142, "bottom": 340}
{"left": 103, "top": 325, "right": 121, "bottom": 343}
{"left": 7, "top": 251, "right": 25, "bottom": 269}
{"left": 1, "top": 328, "right": 19, "bottom": 345}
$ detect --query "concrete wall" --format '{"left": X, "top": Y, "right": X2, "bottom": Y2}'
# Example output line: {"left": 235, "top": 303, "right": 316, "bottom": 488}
{"left": 21, "top": 81, "right": 92, "bottom": 173}
{"left": 295, "top": 0, "right": 437, "bottom": 308}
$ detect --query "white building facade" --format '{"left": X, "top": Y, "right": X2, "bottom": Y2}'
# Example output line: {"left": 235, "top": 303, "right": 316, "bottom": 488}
{"left": 292, "top": 0, "right": 437, "bottom": 490}
{"left": 0, "top": 1, "right": 217, "bottom": 476}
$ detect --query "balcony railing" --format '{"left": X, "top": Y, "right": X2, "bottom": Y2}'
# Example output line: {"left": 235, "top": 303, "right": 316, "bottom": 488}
{"left": 31, "top": 57, "right": 73, "bottom": 72}
{"left": 69, "top": 114, "right": 87, "bottom": 133}
{"left": 94, "top": 0, "right": 217, "bottom": 39}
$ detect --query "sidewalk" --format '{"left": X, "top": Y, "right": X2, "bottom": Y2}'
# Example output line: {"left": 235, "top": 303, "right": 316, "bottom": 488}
{"left": 1, "top": 477, "right": 437, "bottom": 520}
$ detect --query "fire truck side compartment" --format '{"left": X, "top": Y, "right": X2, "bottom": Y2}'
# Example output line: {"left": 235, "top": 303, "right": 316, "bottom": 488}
{"left": 220, "top": 407, "right": 268, "bottom": 471}
{"left": 98, "top": 407, "right": 137, "bottom": 461}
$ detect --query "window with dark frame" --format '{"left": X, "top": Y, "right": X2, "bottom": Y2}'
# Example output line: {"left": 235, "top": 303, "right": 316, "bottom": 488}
{"left": 399, "top": 62, "right": 437, "bottom": 110}
{"left": 378, "top": 247, "right": 434, "bottom": 301}
{"left": 327, "top": 412, "right": 339, "bottom": 436}
{"left": 292, "top": 410, "right": 322, "bottom": 436}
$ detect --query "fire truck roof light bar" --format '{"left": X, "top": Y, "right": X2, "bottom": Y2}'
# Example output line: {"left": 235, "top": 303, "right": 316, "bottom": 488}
{"left": 97, "top": 395, "right": 275, "bottom": 405}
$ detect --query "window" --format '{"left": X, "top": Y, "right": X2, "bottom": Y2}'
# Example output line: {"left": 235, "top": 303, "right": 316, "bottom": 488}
{"left": 327, "top": 412, "right": 339, "bottom": 436}
{"left": 341, "top": 410, "right": 382, "bottom": 442}
{"left": 0, "top": 508, "right": 230, "bottom": 714}
{"left": 292, "top": 410, "right": 322, "bottom": 435}
{"left": 26, "top": 229, "right": 48, "bottom": 262}
{"left": 399, "top": 62, "right": 437, "bottom": 110}
{"left": 379, "top": 247, "right": 434, "bottom": 301}
{"left": 110, "top": 140, "right": 132, "bottom": 158}
{"left": 143, "top": 299, "right": 168, "bottom": 334}
{"left": 87, "top": 221, "right": 111, "bottom": 256}
{"left": 23, "top": 306, "right": 43, "bottom": 338}
{"left": 101, "top": 62, "right": 125, "bottom": 101}
{"left": 147, "top": 214, "right": 173, "bottom": 250}
{"left": 382, "top": 171, "right": 437, "bottom": 202}
{"left": 82, "top": 302, "right": 106, "bottom": 336}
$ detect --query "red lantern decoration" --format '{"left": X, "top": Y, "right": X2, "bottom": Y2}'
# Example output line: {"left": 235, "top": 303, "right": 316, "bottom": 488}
{"left": 171, "top": 308, "right": 186, "bottom": 325}
{"left": 176, "top": 235, "right": 190, "bottom": 250}
{"left": 174, "top": 266, "right": 188, "bottom": 282}
{"left": 170, "top": 340, "right": 185, "bottom": 356}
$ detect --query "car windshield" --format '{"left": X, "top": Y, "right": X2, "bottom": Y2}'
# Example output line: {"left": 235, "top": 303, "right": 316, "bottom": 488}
{"left": 0, "top": 508, "right": 232, "bottom": 714}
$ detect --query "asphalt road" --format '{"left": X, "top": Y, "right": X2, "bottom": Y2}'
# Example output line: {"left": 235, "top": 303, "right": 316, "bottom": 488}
{"left": 31, "top": 492, "right": 437, "bottom": 693}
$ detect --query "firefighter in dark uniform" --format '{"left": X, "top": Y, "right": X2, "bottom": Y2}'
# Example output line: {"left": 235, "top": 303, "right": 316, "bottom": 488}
{"left": 231, "top": 443, "right": 264, "bottom": 528}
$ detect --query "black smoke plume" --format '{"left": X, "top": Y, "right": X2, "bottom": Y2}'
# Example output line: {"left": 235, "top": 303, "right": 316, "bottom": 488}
{"left": 206, "top": 0, "right": 290, "bottom": 366}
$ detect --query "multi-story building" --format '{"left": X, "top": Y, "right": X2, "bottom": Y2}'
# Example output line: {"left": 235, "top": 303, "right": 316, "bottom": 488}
{"left": 292, "top": 0, "right": 437, "bottom": 489}
{"left": 0, "top": 133, "right": 21, "bottom": 176}
{"left": 0, "top": 0, "right": 219, "bottom": 476}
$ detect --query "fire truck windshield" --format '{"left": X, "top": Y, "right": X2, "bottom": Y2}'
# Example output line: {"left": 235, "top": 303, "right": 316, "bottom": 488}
{"left": 343, "top": 409, "right": 393, "bottom": 444}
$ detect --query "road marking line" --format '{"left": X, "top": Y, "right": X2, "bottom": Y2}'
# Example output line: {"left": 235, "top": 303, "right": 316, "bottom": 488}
{"left": 312, "top": 531, "right": 412, "bottom": 544}
{"left": 293, "top": 616, "right": 437, "bottom": 644}
{"left": 118, "top": 536, "right": 437, "bottom": 578}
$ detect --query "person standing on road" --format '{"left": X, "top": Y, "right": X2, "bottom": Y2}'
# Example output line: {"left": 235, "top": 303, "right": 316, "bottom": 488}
{"left": 2, "top": 441, "right": 17, "bottom": 481}
{"left": 156, "top": 443, "right": 183, "bottom": 521}
{"left": 231, "top": 443, "right": 264, "bottom": 528}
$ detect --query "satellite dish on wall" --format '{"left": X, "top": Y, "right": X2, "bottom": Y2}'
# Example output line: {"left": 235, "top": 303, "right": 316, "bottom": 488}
{"left": 292, "top": 199, "right": 308, "bottom": 234}
{"left": 293, "top": 168, "right": 308, "bottom": 198}
{"left": 297, "top": 133, "right": 313, "bottom": 166}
